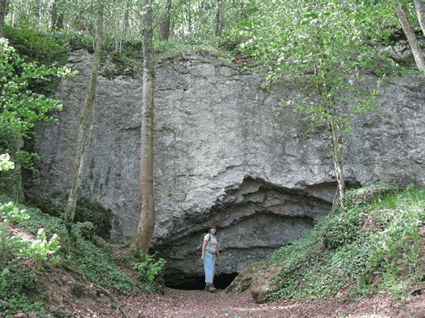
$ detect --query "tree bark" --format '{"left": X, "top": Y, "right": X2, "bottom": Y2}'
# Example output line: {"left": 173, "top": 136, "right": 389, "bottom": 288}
{"left": 215, "top": 0, "right": 225, "bottom": 36}
{"left": 414, "top": 0, "right": 425, "bottom": 36}
{"left": 329, "top": 119, "right": 346, "bottom": 212}
{"left": 129, "top": 0, "right": 155, "bottom": 256}
{"left": 392, "top": 0, "right": 425, "bottom": 72}
{"left": 160, "top": 0, "right": 171, "bottom": 40}
{"left": 51, "top": 0, "right": 64, "bottom": 31}
{"left": 65, "top": 0, "right": 103, "bottom": 232}
{"left": 10, "top": 134, "right": 24, "bottom": 203}
{"left": 0, "top": 0, "right": 5, "bottom": 38}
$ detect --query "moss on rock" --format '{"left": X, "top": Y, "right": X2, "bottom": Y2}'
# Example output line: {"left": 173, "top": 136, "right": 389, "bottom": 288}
{"left": 224, "top": 261, "right": 281, "bottom": 304}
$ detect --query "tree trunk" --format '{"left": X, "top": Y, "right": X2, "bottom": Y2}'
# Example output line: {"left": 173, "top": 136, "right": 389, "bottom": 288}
{"left": 129, "top": 0, "right": 155, "bottom": 256}
{"left": 188, "top": 5, "right": 192, "bottom": 36}
{"left": 160, "top": 0, "right": 171, "bottom": 40}
{"left": 64, "top": 0, "right": 103, "bottom": 232}
{"left": 392, "top": 0, "right": 425, "bottom": 72}
{"left": 51, "top": 0, "right": 64, "bottom": 31}
{"left": 0, "top": 0, "right": 5, "bottom": 38}
{"left": 216, "top": 0, "right": 225, "bottom": 36}
{"left": 329, "top": 119, "right": 346, "bottom": 212}
{"left": 117, "top": 0, "right": 129, "bottom": 52}
{"left": 414, "top": 0, "right": 425, "bottom": 36}
{"left": 10, "top": 134, "right": 24, "bottom": 203}
{"left": 125, "top": 0, "right": 131, "bottom": 31}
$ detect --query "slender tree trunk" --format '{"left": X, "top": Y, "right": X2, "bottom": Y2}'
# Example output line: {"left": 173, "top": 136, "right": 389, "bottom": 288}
{"left": 414, "top": 0, "right": 425, "bottom": 36}
{"left": 51, "top": 0, "right": 64, "bottom": 31}
{"left": 316, "top": 76, "right": 346, "bottom": 211}
{"left": 160, "top": 0, "right": 171, "bottom": 40}
{"left": 329, "top": 119, "right": 346, "bottom": 211}
{"left": 51, "top": 0, "right": 58, "bottom": 30}
{"left": 0, "top": 0, "right": 5, "bottom": 38}
{"left": 188, "top": 5, "right": 192, "bottom": 36}
{"left": 129, "top": 0, "right": 155, "bottom": 256}
{"left": 118, "top": 0, "right": 129, "bottom": 53}
{"left": 124, "top": 0, "right": 131, "bottom": 31}
{"left": 10, "top": 135, "right": 24, "bottom": 203}
{"left": 65, "top": 0, "right": 103, "bottom": 232}
{"left": 216, "top": 0, "right": 224, "bottom": 36}
{"left": 392, "top": 0, "right": 425, "bottom": 72}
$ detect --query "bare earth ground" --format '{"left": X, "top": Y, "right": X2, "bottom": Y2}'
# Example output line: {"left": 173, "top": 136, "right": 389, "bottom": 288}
{"left": 31, "top": 280, "right": 425, "bottom": 318}
{"left": 118, "top": 288, "right": 425, "bottom": 318}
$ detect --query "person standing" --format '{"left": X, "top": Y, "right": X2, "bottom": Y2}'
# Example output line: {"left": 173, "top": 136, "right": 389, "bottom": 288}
{"left": 200, "top": 226, "right": 222, "bottom": 292}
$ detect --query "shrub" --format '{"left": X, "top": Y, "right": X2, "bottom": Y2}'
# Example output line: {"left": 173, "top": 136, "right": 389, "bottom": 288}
{"left": 133, "top": 253, "right": 166, "bottom": 293}
{"left": 322, "top": 212, "right": 363, "bottom": 250}
{"left": 345, "top": 184, "right": 397, "bottom": 207}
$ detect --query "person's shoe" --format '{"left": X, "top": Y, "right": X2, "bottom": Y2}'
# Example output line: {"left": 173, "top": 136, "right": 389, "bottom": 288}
{"left": 209, "top": 285, "right": 217, "bottom": 292}
{"left": 205, "top": 285, "right": 210, "bottom": 292}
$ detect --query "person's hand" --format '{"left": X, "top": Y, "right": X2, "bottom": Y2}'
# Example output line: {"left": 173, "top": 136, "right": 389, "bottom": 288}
{"left": 218, "top": 255, "right": 222, "bottom": 262}
{"left": 201, "top": 255, "right": 204, "bottom": 262}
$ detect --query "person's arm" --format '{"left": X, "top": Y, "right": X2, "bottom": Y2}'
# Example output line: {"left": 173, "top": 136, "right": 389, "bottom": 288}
{"left": 201, "top": 235, "right": 209, "bottom": 262}
{"left": 216, "top": 245, "right": 222, "bottom": 262}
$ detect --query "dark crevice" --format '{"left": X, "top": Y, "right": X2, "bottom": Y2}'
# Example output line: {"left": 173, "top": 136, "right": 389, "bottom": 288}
{"left": 164, "top": 270, "right": 239, "bottom": 290}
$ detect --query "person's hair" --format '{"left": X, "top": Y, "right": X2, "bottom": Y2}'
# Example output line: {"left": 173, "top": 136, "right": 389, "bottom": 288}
{"left": 208, "top": 225, "right": 217, "bottom": 233}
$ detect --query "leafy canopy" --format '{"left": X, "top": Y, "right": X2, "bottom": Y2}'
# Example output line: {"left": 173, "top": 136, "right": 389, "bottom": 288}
{"left": 236, "top": 0, "right": 402, "bottom": 158}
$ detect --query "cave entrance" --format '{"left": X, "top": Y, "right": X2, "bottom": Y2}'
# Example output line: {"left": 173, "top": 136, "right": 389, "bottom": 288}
{"left": 164, "top": 271, "right": 239, "bottom": 290}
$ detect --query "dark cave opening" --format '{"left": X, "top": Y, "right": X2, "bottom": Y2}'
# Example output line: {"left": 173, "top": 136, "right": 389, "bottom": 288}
{"left": 164, "top": 271, "right": 239, "bottom": 291}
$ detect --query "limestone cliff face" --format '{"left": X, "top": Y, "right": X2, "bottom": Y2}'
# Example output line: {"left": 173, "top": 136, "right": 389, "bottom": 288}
{"left": 31, "top": 50, "right": 425, "bottom": 276}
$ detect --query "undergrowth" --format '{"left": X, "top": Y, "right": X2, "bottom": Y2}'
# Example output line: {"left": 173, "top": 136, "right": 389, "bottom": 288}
{"left": 268, "top": 184, "right": 425, "bottom": 302}
{"left": 0, "top": 195, "right": 165, "bottom": 317}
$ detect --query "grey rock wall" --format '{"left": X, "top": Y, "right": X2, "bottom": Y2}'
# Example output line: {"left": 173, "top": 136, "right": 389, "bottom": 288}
{"left": 30, "top": 50, "right": 425, "bottom": 276}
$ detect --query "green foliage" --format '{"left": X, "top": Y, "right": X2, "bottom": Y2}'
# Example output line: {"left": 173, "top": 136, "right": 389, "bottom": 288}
{"left": 0, "top": 39, "right": 75, "bottom": 169}
{"left": 4, "top": 26, "right": 70, "bottom": 99}
{"left": 23, "top": 195, "right": 112, "bottom": 239}
{"left": 14, "top": 198, "right": 67, "bottom": 238}
{"left": 0, "top": 198, "right": 61, "bottom": 316}
{"left": 58, "top": 29, "right": 94, "bottom": 53}
{"left": 67, "top": 225, "right": 138, "bottom": 295}
{"left": 74, "top": 197, "right": 113, "bottom": 240}
{"left": 356, "top": 187, "right": 425, "bottom": 298}
{"left": 0, "top": 154, "right": 15, "bottom": 172}
{"left": 0, "top": 195, "right": 146, "bottom": 315}
{"left": 345, "top": 184, "right": 397, "bottom": 207}
{"left": 154, "top": 39, "right": 225, "bottom": 60}
{"left": 322, "top": 211, "right": 363, "bottom": 250}
{"left": 4, "top": 26, "right": 68, "bottom": 66}
{"left": 133, "top": 253, "right": 166, "bottom": 282}
{"left": 268, "top": 185, "right": 425, "bottom": 302}
{"left": 133, "top": 253, "right": 166, "bottom": 292}
{"left": 0, "top": 194, "right": 166, "bottom": 316}
{"left": 245, "top": 0, "right": 396, "bottom": 130}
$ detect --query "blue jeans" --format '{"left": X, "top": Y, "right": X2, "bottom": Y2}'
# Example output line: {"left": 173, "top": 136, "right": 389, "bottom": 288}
{"left": 203, "top": 251, "right": 216, "bottom": 283}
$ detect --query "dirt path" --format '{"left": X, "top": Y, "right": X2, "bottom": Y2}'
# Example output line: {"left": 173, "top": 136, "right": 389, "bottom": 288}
{"left": 111, "top": 288, "right": 425, "bottom": 318}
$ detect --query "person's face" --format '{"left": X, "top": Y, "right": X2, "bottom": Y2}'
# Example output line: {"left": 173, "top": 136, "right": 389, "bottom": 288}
{"left": 210, "top": 228, "right": 216, "bottom": 235}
